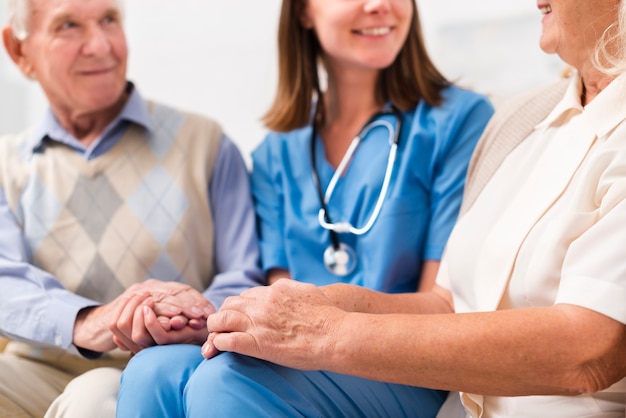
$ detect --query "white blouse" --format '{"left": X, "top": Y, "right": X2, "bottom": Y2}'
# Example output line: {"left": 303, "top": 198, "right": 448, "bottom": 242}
{"left": 438, "top": 73, "right": 626, "bottom": 417}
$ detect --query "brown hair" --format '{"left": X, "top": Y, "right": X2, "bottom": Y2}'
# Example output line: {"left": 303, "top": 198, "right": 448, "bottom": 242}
{"left": 262, "top": 0, "right": 451, "bottom": 132}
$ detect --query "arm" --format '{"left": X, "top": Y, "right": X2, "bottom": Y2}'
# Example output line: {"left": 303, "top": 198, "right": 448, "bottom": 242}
{"left": 0, "top": 187, "right": 99, "bottom": 354}
{"left": 206, "top": 280, "right": 625, "bottom": 396}
{"left": 319, "top": 281, "right": 453, "bottom": 314}
{"left": 204, "top": 134, "right": 265, "bottom": 307}
{"left": 204, "top": 170, "right": 626, "bottom": 394}
{"left": 332, "top": 303, "right": 624, "bottom": 396}
{"left": 249, "top": 136, "right": 291, "bottom": 280}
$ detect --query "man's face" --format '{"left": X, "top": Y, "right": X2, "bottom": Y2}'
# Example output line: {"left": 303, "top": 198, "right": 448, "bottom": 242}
{"left": 18, "top": 0, "right": 128, "bottom": 117}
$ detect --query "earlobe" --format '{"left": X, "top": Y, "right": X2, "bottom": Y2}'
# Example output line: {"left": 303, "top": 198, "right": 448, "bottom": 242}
{"left": 2, "top": 26, "right": 34, "bottom": 79}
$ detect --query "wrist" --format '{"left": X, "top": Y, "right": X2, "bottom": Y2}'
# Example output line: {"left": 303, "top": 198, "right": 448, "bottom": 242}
{"left": 320, "top": 283, "right": 368, "bottom": 312}
{"left": 73, "top": 306, "right": 115, "bottom": 352}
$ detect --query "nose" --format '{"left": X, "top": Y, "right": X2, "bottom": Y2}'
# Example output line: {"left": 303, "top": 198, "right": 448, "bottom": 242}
{"left": 81, "top": 24, "right": 111, "bottom": 56}
{"left": 363, "top": 0, "right": 391, "bottom": 14}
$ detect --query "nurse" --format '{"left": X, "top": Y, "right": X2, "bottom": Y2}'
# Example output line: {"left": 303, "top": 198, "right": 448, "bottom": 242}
{"left": 253, "top": 0, "right": 493, "bottom": 293}
{"left": 117, "top": 0, "right": 493, "bottom": 416}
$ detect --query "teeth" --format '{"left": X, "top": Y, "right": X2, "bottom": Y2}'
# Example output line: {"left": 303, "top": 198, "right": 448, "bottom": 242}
{"left": 539, "top": 5, "right": 552, "bottom": 14}
{"left": 359, "top": 27, "right": 391, "bottom": 36}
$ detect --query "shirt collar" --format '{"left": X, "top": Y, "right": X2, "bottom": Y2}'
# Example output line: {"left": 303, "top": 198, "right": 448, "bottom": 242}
{"left": 536, "top": 73, "right": 584, "bottom": 130}
{"left": 25, "top": 81, "right": 153, "bottom": 153}
{"left": 583, "top": 71, "right": 626, "bottom": 139}
{"left": 536, "top": 71, "right": 626, "bottom": 139}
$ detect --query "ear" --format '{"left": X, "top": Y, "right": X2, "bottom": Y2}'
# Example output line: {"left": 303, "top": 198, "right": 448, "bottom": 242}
{"left": 2, "top": 26, "right": 34, "bottom": 79}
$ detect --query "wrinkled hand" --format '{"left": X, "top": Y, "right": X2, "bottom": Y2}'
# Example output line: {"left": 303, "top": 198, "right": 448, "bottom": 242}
{"left": 73, "top": 287, "right": 152, "bottom": 354}
{"left": 73, "top": 280, "right": 214, "bottom": 354}
{"left": 110, "top": 280, "right": 215, "bottom": 353}
{"left": 202, "top": 279, "right": 345, "bottom": 370}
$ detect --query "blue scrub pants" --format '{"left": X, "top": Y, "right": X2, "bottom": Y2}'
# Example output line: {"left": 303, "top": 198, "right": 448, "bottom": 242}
{"left": 117, "top": 344, "right": 446, "bottom": 417}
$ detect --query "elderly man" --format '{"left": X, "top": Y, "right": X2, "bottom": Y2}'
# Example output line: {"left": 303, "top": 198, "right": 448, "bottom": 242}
{"left": 0, "top": 0, "right": 264, "bottom": 416}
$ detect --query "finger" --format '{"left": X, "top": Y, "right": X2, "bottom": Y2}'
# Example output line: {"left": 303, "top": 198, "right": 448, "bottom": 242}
{"left": 209, "top": 331, "right": 257, "bottom": 357}
{"left": 169, "top": 315, "right": 189, "bottom": 331}
{"left": 201, "top": 333, "right": 220, "bottom": 359}
{"left": 109, "top": 292, "right": 141, "bottom": 345}
{"left": 180, "top": 304, "right": 212, "bottom": 320}
{"left": 143, "top": 306, "right": 172, "bottom": 343}
{"left": 153, "top": 298, "right": 210, "bottom": 321}
{"left": 130, "top": 304, "right": 156, "bottom": 351}
{"left": 110, "top": 292, "right": 149, "bottom": 353}
{"left": 144, "top": 307, "right": 208, "bottom": 345}
{"left": 207, "top": 310, "right": 251, "bottom": 333}
{"left": 157, "top": 315, "right": 172, "bottom": 331}
{"left": 152, "top": 302, "right": 183, "bottom": 318}
{"left": 187, "top": 318, "right": 207, "bottom": 330}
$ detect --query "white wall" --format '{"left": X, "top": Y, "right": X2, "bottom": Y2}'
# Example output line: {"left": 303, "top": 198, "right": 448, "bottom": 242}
{"left": 0, "top": 0, "right": 564, "bottom": 159}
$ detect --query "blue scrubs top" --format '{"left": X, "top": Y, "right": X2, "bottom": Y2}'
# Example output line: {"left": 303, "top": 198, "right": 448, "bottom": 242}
{"left": 251, "top": 85, "right": 494, "bottom": 292}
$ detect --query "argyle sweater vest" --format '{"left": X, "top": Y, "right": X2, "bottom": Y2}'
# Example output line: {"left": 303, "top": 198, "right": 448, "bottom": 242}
{"left": 0, "top": 103, "right": 221, "bottom": 303}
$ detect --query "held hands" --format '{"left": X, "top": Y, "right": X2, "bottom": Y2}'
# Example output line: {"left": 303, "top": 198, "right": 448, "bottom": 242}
{"left": 73, "top": 279, "right": 215, "bottom": 354}
{"left": 111, "top": 280, "right": 215, "bottom": 353}
{"left": 202, "top": 279, "right": 345, "bottom": 370}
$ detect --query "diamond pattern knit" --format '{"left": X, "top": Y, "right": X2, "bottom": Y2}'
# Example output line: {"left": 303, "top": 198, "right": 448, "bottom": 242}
{"left": 0, "top": 103, "right": 222, "bottom": 303}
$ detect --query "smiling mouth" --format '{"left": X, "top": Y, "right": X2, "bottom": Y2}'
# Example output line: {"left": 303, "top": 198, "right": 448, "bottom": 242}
{"left": 80, "top": 67, "right": 113, "bottom": 76}
{"left": 354, "top": 27, "right": 392, "bottom": 36}
{"left": 539, "top": 4, "right": 552, "bottom": 15}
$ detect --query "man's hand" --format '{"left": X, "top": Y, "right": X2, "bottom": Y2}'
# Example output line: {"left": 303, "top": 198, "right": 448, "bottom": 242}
{"left": 202, "top": 279, "right": 345, "bottom": 369}
{"left": 73, "top": 280, "right": 215, "bottom": 354}
{"left": 73, "top": 289, "right": 152, "bottom": 353}
{"left": 110, "top": 280, "right": 215, "bottom": 353}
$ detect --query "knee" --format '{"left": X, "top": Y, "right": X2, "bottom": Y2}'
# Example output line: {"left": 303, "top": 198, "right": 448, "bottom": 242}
{"left": 121, "top": 345, "right": 203, "bottom": 387}
{"left": 184, "top": 353, "right": 282, "bottom": 414}
{"left": 186, "top": 352, "right": 254, "bottom": 390}
{"left": 46, "top": 368, "right": 121, "bottom": 418}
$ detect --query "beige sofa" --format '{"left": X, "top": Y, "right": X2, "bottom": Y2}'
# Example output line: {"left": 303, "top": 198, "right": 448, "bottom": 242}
{"left": 0, "top": 337, "right": 9, "bottom": 352}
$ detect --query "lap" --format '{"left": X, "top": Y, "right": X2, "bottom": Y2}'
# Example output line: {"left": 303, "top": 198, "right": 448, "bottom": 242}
{"left": 0, "top": 346, "right": 123, "bottom": 418}
{"left": 119, "top": 348, "right": 446, "bottom": 417}
{"left": 45, "top": 367, "right": 121, "bottom": 418}
{"left": 118, "top": 344, "right": 205, "bottom": 418}
{"left": 185, "top": 352, "right": 447, "bottom": 418}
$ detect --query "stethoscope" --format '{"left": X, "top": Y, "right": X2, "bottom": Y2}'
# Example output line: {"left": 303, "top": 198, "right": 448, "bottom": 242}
{"left": 310, "top": 104, "right": 403, "bottom": 276}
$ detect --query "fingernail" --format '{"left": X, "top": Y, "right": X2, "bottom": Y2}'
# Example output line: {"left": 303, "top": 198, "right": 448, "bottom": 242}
{"left": 201, "top": 341, "right": 211, "bottom": 357}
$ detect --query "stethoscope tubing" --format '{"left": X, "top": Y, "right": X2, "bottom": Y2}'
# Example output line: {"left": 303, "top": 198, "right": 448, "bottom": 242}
{"left": 310, "top": 106, "right": 403, "bottom": 245}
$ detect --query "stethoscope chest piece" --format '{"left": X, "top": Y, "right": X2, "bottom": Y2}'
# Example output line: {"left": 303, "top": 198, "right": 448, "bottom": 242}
{"left": 313, "top": 104, "right": 402, "bottom": 277}
{"left": 323, "top": 243, "right": 357, "bottom": 276}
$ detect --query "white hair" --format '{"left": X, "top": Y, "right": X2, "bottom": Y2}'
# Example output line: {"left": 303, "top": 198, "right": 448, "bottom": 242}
{"left": 594, "top": 1, "right": 626, "bottom": 76}
{"left": 7, "top": 0, "right": 29, "bottom": 40}
{"left": 6, "top": 0, "right": 125, "bottom": 41}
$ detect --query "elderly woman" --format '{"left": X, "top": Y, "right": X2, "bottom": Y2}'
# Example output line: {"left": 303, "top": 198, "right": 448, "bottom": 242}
{"left": 193, "top": 0, "right": 626, "bottom": 416}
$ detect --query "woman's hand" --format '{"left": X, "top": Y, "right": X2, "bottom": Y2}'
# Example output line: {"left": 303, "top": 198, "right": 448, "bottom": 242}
{"left": 202, "top": 279, "right": 345, "bottom": 369}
